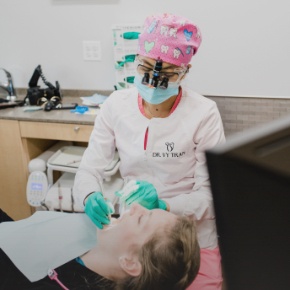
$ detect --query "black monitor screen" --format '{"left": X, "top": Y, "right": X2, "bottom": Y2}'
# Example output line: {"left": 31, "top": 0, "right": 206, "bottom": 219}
{"left": 205, "top": 114, "right": 290, "bottom": 290}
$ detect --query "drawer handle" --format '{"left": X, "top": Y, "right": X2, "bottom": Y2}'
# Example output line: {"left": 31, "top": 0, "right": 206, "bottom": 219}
{"left": 74, "top": 126, "right": 80, "bottom": 132}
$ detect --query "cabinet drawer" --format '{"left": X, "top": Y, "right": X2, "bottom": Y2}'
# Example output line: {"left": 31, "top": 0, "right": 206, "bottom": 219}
{"left": 20, "top": 121, "right": 93, "bottom": 142}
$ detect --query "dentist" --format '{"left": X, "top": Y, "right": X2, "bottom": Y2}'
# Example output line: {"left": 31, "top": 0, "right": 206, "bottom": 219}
{"left": 74, "top": 13, "right": 225, "bottom": 290}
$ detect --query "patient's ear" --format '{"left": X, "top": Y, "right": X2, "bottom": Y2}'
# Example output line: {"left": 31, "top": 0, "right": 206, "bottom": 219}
{"left": 119, "top": 255, "right": 142, "bottom": 277}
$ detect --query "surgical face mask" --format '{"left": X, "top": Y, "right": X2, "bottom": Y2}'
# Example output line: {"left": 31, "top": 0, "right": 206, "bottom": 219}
{"left": 134, "top": 74, "right": 179, "bottom": 105}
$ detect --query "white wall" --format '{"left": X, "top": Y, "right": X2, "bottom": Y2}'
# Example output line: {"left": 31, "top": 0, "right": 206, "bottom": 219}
{"left": 0, "top": 0, "right": 289, "bottom": 97}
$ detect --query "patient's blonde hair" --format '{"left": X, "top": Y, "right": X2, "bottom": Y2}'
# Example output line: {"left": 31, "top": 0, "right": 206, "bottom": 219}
{"left": 116, "top": 216, "right": 200, "bottom": 290}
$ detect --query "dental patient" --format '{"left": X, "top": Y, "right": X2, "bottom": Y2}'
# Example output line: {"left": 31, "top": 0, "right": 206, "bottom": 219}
{"left": 0, "top": 204, "right": 200, "bottom": 290}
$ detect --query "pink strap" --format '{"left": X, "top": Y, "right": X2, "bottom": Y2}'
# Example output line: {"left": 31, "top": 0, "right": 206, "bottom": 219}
{"left": 48, "top": 269, "right": 69, "bottom": 290}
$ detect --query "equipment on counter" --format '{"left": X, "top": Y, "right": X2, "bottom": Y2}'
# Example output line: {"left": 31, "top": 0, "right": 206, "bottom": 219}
{"left": 0, "top": 68, "right": 17, "bottom": 100}
{"left": 24, "top": 65, "right": 62, "bottom": 106}
{"left": 0, "top": 99, "right": 23, "bottom": 109}
{"left": 0, "top": 67, "right": 24, "bottom": 108}
{"left": 44, "top": 101, "right": 78, "bottom": 111}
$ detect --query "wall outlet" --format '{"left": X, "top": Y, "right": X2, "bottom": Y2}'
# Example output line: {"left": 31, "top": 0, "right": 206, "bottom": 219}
{"left": 83, "top": 41, "right": 101, "bottom": 61}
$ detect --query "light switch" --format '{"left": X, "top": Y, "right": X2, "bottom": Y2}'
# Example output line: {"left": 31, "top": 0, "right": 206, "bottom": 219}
{"left": 83, "top": 41, "right": 101, "bottom": 61}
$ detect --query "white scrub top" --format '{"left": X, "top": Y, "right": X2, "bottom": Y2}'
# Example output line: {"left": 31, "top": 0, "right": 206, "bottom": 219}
{"left": 73, "top": 87, "right": 225, "bottom": 248}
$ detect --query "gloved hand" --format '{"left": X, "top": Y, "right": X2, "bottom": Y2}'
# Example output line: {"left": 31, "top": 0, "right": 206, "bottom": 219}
{"left": 115, "top": 180, "right": 167, "bottom": 210}
{"left": 85, "top": 192, "right": 114, "bottom": 229}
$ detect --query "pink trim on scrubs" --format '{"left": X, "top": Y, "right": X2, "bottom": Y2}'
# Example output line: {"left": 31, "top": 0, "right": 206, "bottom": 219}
{"left": 138, "top": 87, "right": 183, "bottom": 150}
{"left": 187, "top": 247, "right": 223, "bottom": 290}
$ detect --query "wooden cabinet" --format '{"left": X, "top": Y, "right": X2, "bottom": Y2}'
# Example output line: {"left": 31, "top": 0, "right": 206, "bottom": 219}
{"left": 0, "top": 119, "right": 93, "bottom": 220}
{"left": 0, "top": 120, "right": 31, "bottom": 220}
{"left": 20, "top": 122, "right": 93, "bottom": 142}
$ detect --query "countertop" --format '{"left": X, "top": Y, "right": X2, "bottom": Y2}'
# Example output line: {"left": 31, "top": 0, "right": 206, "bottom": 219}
{"left": 0, "top": 96, "right": 99, "bottom": 125}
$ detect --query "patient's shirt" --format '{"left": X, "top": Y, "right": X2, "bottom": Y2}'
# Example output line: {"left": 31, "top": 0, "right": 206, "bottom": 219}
{"left": 0, "top": 211, "right": 97, "bottom": 282}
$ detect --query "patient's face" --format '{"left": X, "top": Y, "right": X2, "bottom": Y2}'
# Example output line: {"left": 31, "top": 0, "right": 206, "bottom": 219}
{"left": 101, "top": 204, "right": 177, "bottom": 250}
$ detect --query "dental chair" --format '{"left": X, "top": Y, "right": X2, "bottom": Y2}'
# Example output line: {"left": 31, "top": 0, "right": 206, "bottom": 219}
{"left": 27, "top": 142, "right": 123, "bottom": 213}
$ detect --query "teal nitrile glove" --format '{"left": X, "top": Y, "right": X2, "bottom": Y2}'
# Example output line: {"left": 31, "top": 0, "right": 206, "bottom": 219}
{"left": 85, "top": 192, "right": 114, "bottom": 229}
{"left": 115, "top": 180, "right": 167, "bottom": 210}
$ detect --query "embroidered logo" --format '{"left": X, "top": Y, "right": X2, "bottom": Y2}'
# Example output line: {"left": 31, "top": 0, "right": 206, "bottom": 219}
{"left": 152, "top": 142, "right": 185, "bottom": 158}
{"left": 165, "top": 142, "right": 174, "bottom": 152}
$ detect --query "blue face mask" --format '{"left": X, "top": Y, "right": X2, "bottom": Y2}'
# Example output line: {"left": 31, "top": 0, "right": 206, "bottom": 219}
{"left": 134, "top": 74, "right": 179, "bottom": 105}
